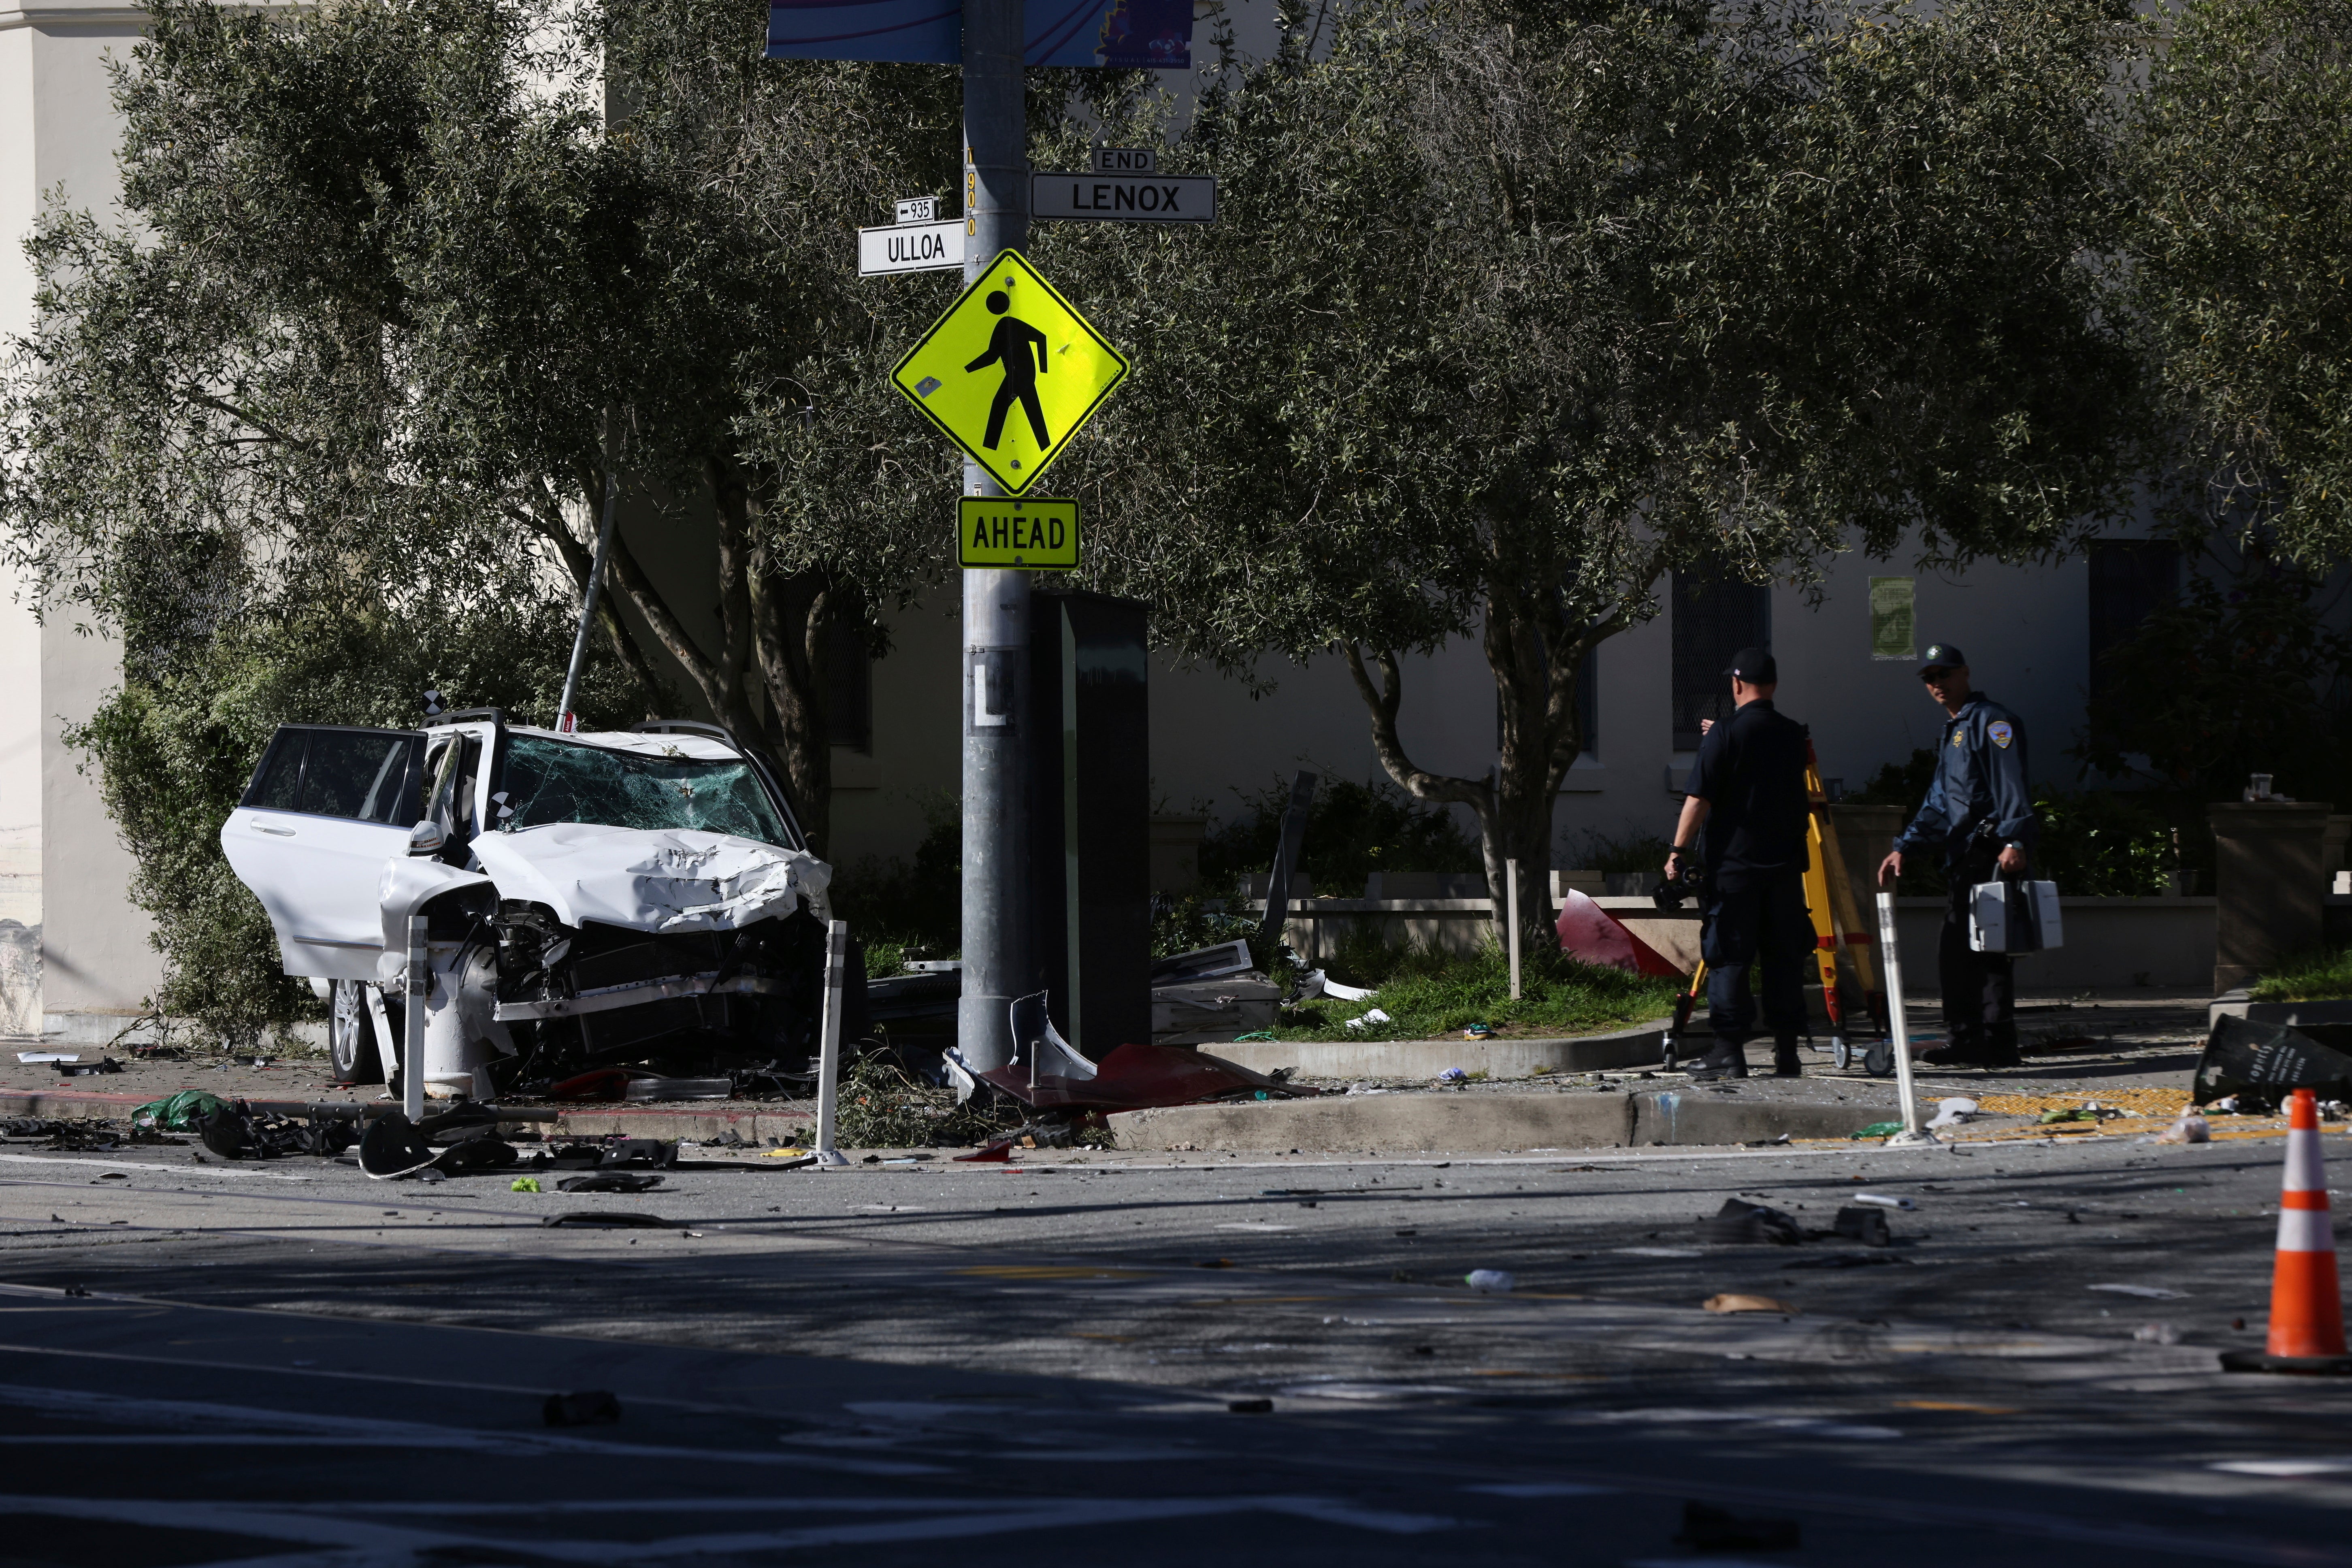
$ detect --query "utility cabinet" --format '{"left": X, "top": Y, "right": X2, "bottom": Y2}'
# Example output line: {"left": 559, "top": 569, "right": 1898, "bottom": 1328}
{"left": 1028, "top": 590, "right": 1150, "bottom": 1057}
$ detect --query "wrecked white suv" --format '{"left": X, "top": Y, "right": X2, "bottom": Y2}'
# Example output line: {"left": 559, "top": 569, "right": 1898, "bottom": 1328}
{"left": 220, "top": 710, "right": 837, "bottom": 1099}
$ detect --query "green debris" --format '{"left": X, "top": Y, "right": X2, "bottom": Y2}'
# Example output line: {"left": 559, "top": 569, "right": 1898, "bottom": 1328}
{"left": 132, "top": 1091, "right": 228, "bottom": 1131}
{"left": 510, "top": 1177, "right": 543, "bottom": 1193}
{"left": 2039, "top": 1108, "right": 2098, "bottom": 1124}
{"left": 1850, "top": 1121, "right": 1905, "bottom": 1140}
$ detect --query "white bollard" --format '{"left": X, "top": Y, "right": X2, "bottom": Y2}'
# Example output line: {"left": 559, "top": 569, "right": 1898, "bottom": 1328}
{"left": 813, "top": 919, "right": 850, "bottom": 1166}
{"left": 1873, "top": 890, "right": 1938, "bottom": 1145}
{"left": 403, "top": 914, "right": 427, "bottom": 1123}
{"left": 1506, "top": 857, "right": 1522, "bottom": 1001}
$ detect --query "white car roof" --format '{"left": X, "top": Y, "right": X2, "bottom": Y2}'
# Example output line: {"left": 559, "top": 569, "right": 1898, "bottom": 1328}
{"left": 500, "top": 725, "right": 743, "bottom": 763}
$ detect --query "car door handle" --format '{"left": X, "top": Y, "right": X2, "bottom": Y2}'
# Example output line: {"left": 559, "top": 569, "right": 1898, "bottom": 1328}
{"left": 251, "top": 824, "right": 296, "bottom": 837}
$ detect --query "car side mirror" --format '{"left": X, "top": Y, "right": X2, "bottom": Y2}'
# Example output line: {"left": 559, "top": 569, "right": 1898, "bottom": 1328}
{"left": 407, "top": 820, "right": 446, "bottom": 857}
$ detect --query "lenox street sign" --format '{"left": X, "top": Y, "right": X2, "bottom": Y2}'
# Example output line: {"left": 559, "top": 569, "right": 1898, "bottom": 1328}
{"left": 1031, "top": 171, "right": 1215, "bottom": 224}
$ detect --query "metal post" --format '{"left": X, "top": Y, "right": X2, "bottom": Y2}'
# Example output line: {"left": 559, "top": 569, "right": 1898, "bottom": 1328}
{"left": 956, "top": 0, "right": 1030, "bottom": 1073}
{"left": 814, "top": 919, "right": 850, "bottom": 1163}
{"left": 1506, "top": 857, "right": 1522, "bottom": 1000}
{"left": 1873, "top": 890, "right": 1937, "bottom": 1144}
{"left": 556, "top": 435, "right": 623, "bottom": 732}
{"left": 403, "top": 914, "right": 427, "bottom": 1123}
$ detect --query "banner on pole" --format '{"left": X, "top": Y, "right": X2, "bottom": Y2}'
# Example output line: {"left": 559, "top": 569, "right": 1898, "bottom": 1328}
{"left": 766, "top": 0, "right": 1192, "bottom": 68}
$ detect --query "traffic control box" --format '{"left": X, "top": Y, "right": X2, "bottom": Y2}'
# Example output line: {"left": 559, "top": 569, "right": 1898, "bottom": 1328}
{"left": 1028, "top": 590, "right": 1150, "bottom": 1057}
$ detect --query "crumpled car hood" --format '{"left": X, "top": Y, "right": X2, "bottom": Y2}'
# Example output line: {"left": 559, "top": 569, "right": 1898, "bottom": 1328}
{"left": 468, "top": 823, "right": 833, "bottom": 933}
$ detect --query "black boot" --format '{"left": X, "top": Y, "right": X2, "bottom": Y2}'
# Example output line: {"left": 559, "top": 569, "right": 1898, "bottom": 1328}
{"left": 1923, "top": 1032, "right": 2014, "bottom": 1069}
{"left": 1689, "top": 1040, "right": 1749, "bottom": 1081}
{"left": 1771, "top": 1035, "right": 1803, "bottom": 1078}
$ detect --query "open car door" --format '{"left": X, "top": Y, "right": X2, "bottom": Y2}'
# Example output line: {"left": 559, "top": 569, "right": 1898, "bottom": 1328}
{"left": 219, "top": 725, "right": 426, "bottom": 980}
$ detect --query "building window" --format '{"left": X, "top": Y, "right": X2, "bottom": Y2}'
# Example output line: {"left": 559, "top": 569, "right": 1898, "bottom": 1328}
{"left": 827, "top": 612, "right": 873, "bottom": 752}
{"left": 1493, "top": 640, "right": 1601, "bottom": 761}
{"left": 1671, "top": 569, "right": 1770, "bottom": 749}
{"left": 2086, "top": 540, "right": 2180, "bottom": 711}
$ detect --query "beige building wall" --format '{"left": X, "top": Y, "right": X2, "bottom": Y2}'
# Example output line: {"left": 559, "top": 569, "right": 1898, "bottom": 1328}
{"left": 0, "top": 0, "right": 161, "bottom": 1034}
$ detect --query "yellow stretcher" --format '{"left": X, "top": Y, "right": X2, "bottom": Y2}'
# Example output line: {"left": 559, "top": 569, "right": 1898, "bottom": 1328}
{"left": 1659, "top": 741, "right": 1893, "bottom": 1076}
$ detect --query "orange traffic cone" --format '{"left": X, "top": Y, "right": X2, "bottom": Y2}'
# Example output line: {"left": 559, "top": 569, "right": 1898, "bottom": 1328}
{"left": 2223, "top": 1087, "right": 2352, "bottom": 1374}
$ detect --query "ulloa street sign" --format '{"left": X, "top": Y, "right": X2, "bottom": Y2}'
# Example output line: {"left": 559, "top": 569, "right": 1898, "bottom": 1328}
{"left": 859, "top": 202, "right": 964, "bottom": 276}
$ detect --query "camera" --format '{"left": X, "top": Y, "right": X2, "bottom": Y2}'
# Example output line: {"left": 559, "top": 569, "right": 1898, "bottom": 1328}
{"left": 1653, "top": 861, "right": 1706, "bottom": 910}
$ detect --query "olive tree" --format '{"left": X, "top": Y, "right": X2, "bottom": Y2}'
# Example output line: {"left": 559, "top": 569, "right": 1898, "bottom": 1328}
{"left": 1051, "top": 0, "right": 2147, "bottom": 944}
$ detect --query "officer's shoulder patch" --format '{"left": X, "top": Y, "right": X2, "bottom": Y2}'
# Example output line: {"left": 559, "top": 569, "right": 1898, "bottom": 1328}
{"left": 1988, "top": 720, "right": 2014, "bottom": 749}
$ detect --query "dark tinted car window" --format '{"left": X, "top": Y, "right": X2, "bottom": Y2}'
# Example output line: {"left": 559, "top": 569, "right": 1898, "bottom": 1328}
{"left": 298, "top": 732, "right": 417, "bottom": 824}
{"left": 247, "top": 731, "right": 307, "bottom": 811}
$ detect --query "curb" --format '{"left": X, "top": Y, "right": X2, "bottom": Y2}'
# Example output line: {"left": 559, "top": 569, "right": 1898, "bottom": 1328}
{"left": 1108, "top": 1089, "right": 1878, "bottom": 1153}
{"left": 1201, "top": 1023, "right": 1666, "bottom": 1080}
{"left": 0, "top": 1087, "right": 814, "bottom": 1144}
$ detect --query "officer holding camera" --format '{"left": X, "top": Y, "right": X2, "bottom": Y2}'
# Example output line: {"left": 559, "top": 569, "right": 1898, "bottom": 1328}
{"left": 1662, "top": 647, "right": 1813, "bottom": 1080}
{"left": 1875, "top": 643, "right": 2037, "bottom": 1069}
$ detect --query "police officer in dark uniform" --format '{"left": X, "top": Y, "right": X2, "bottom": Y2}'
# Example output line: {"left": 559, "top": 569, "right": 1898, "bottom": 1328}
{"left": 1662, "top": 647, "right": 1814, "bottom": 1080}
{"left": 1875, "top": 643, "right": 2038, "bottom": 1069}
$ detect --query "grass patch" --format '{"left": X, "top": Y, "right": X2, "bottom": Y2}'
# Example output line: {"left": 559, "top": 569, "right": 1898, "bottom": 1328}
{"left": 2249, "top": 946, "right": 2352, "bottom": 1003}
{"left": 1274, "top": 940, "right": 1681, "bottom": 1042}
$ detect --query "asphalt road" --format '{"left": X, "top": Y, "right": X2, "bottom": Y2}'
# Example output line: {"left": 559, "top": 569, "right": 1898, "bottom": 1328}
{"left": 0, "top": 1130, "right": 2348, "bottom": 1567}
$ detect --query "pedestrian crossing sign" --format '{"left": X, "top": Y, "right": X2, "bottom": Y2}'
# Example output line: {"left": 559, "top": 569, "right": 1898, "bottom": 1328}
{"left": 890, "top": 249, "right": 1130, "bottom": 496}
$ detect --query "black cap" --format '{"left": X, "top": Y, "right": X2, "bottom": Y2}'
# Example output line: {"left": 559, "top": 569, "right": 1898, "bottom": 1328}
{"left": 1917, "top": 643, "right": 1967, "bottom": 675}
{"left": 1724, "top": 646, "right": 1777, "bottom": 684}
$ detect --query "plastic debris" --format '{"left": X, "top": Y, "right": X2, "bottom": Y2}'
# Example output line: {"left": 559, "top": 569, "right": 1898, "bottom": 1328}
{"left": 556, "top": 1172, "right": 664, "bottom": 1193}
{"left": 2153, "top": 1113, "right": 2211, "bottom": 1145}
{"left": 1344, "top": 1008, "right": 1393, "bottom": 1031}
{"left": 510, "top": 1177, "right": 543, "bottom": 1193}
{"left": 133, "top": 1091, "right": 230, "bottom": 1132}
{"left": 1851, "top": 1192, "right": 1915, "bottom": 1210}
{"left": 1849, "top": 1121, "right": 1905, "bottom": 1140}
{"left": 2134, "top": 1322, "right": 2183, "bottom": 1345}
{"left": 1322, "top": 976, "right": 1377, "bottom": 1003}
{"left": 1439, "top": 1067, "right": 1469, "bottom": 1083}
{"left": 2039, "top": 1108, "right": 2100, "bottom": 1125}
{"left": 2196, "top": 1016, "right": 2352, "bottom": 1114}
{"left": 1703, "top": 1293, "right": 1796, "bottom": 1314}
{"left": 1464, "top": 1023, "right": 1493, "bottom": 1040}
{"left": 1924, "top": 1097, "right": 1979, "bottom": 1129}
{"left": 1464, "top": 1269, "right": 1517, "bottom": 1293}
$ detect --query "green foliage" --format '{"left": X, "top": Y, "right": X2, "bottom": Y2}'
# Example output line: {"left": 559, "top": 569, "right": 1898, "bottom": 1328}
{"left": 1276, "top": 942, "right": 1679, "bottom": 1043}
{"left": 2250, "top": 946, "right": 2352, "bottom": 1003}
{"left": 2077, "top": 558, "right": 2352, "bottom": 806}
{"left": 1148, "top": 891, "right": 1258, "bottom": 962}
{"left": 2126, "top": 0, "right": 2352, "bottom": 554}
{"left": 1195, "top": 776, "right": 1482, "bottom": 899}
{"left": 1048, "top": 0, "right": 2147, "bottom": 950}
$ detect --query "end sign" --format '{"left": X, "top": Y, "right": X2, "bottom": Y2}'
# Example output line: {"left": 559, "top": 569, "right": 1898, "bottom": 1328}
{"left": 960, "top": 497, "right": 1078, "bottom": 570}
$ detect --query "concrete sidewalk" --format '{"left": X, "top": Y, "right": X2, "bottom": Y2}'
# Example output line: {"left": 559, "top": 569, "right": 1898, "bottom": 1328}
{"left": 0, "top": 987, "right": 2232, "bottom": 1154}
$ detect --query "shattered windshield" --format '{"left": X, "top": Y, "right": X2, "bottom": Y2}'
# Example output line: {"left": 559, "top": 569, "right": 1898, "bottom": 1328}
{"left": 495, "top": 735, "right": 795, "bottom": 847}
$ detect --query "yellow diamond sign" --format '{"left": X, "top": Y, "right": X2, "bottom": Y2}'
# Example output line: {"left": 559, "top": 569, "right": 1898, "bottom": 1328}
{"left": 891, "top": 249, "right": 1130, "bottom": 496}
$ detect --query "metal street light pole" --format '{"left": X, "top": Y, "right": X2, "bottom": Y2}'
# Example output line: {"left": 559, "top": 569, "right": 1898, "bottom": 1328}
{"left": 957, "top": 0, "right": 1029, "bottom": 1073}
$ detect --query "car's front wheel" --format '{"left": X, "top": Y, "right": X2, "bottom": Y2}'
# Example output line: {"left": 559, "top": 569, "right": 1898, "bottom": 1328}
{"left": 330, "top": 979, "right": 385, "bottom": 1085}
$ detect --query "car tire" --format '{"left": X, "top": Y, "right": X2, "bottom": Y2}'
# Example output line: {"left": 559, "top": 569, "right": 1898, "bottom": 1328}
{"left": 330, "top": 978, "right": 386, "bottom": 1085}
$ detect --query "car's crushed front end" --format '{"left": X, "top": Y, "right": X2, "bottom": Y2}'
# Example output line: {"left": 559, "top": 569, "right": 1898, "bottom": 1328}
{"left": 221, "top": 712, "right": 842, "bottom": 1100}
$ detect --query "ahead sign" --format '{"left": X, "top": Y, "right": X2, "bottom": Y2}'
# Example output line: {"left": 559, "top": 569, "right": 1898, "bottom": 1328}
{"left": 1032, "top": 170, "right": 1215, "bottom": 224}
